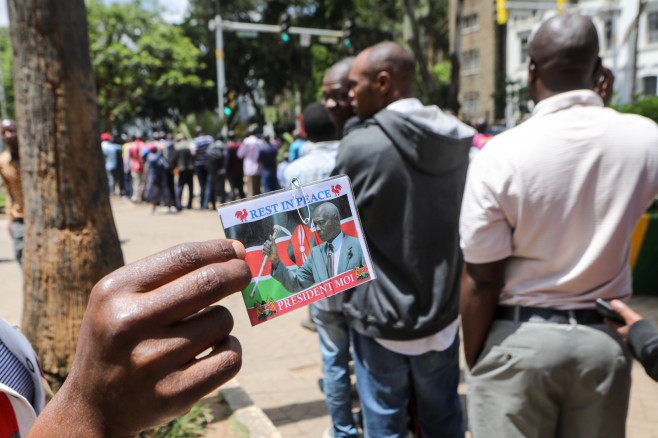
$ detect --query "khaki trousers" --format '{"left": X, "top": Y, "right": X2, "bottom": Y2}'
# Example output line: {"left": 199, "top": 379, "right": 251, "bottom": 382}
{"left": 245, "top": 174, "right": 261, "bottom": 198}
{"left": 466, "top": 319, "right": 631, "bottom": 438}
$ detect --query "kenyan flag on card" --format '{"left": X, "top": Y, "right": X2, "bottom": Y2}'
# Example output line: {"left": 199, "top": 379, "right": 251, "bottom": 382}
{"left": 218, "top": 175, "right": 376, "bottom": 326}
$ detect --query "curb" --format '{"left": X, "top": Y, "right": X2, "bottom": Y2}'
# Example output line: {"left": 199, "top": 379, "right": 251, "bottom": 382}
{"left": 220, "top": 378, "right": 282, "bottom": 438}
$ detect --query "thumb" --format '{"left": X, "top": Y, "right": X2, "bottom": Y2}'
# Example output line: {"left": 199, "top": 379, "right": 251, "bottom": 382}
{"left": 610, "top": 299, "right": 643, "bottom": 325}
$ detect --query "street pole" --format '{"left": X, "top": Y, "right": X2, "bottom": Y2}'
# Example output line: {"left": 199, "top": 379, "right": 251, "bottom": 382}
{"left": 212, "top": 15, "right": 226, "bottom": 117}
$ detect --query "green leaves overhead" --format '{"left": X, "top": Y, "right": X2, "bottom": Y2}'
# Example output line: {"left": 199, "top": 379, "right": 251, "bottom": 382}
{"left": 87, "top": 0, "right": 209, "bottom": 129}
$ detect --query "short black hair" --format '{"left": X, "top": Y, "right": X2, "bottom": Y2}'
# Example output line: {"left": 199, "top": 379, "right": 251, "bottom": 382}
{"left": 302, "top": 103, "right": 336, "bottom": 142}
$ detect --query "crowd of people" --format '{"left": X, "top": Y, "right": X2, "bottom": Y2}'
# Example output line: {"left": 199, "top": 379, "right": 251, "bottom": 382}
{"left": 2, "top": 12, "right": 658, "bottom": 438}
{"left": 98, "top": 122, "right": 344, "bottom": 213}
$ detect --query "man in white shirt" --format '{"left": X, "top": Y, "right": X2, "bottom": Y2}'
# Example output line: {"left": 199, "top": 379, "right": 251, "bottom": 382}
{"left": 460, "top": 13, "right": 658, "bottom": 438}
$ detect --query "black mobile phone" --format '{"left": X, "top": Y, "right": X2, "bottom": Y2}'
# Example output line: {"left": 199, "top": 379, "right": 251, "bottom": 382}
{"left": 595, "top": 298, "right": 625, "bottom": 324}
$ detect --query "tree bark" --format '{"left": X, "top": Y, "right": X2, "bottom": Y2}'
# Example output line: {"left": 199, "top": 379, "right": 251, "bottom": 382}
{"left": 403, "top": 0, "right": 438, "bottom": 101}
{"left": 8, "top": 0, "right": 124, "bottom": 387}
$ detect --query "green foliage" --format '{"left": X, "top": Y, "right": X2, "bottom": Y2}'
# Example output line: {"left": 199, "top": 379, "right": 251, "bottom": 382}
{"left": 0, "top": 187, "right": 6, "bottom": 213}
{"left": 167, "top": 109, "right": 226, "bottom": 139}
{"left": 0, "top": 29, "right": 13, "bottom": 119}
{"left": 184, "top": 0, "right": 450, "bottom": 118}
{"left": 229, "top": 415, "right": 250, "bottom": 438}
{"left": 613, "top": 96, "right": 658, "bottom": 124}
{"left": 87, "top": 0, "right": 210, "bottom": 131}
{"left": 433, "top": 61, "right": 451, "bottom": 85}
{"left": 137, "top": 403, "right": 212, "bottom": 438}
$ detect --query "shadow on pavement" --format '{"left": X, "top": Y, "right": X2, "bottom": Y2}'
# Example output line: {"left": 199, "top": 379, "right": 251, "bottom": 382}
{"left": 262, "top": 399, "right": 328, "bottom": 426}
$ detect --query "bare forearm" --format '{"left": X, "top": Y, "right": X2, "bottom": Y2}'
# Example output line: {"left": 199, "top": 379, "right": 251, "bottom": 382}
{"left": 460, "top": 261, "right": 505, "bottom": 369}
{"left": 27, "top": 385, "right": 117, "bottom": 438}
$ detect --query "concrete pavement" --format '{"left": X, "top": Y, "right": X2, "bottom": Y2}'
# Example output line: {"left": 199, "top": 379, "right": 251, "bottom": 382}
{"left": 2, "top": 196, "right": 658, "bottom": 437}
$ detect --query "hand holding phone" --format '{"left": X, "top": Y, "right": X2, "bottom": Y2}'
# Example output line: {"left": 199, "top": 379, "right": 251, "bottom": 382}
{"left": 595, "top": 298, "right": 626, "bottom": 324}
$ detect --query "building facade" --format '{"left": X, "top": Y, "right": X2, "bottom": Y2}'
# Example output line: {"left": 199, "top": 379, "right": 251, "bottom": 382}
{"left": 505, "top": 0, "right": 658, "bottom": 125}
{"left": 449, "top": 0, "right": 506, "bottom": 126}
{"left": 451, "top": 0, "right": 658, "bottom": 127}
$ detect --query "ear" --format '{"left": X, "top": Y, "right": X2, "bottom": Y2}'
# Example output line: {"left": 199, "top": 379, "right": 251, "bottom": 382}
{"left": 527, "top": 60, "right": 537, "bottom": 84}
{"left": 375, "top": 71, "right": 391, "bottom": 95}
{"left": 591, "top": 56, "right": 603, "bottom": 87}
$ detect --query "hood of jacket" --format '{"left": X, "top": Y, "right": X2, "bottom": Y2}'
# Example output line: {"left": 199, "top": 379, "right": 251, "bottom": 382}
{"left": 373, "top": 106, "right": 475, "bottom": 176}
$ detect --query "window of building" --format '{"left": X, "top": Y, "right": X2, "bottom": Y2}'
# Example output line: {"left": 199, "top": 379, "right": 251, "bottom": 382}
{"left": 462, "top": 13, "right": 479, "bottom": 33}
{"left": 463, "top": 92, "right": 480, "bottom": 115}
{"left": 604, "top": 20, "right": 614, "bottom": 50}
{"left": 520, "top": 32, "right": 530, "bottom": 62}
{"left": 649, "top": 12, "right": 658, "bottom": 44}
{"left": 644, "top": 76, "right": 657, "bottom": 96}
{"left": 462, "top": 49, "right": 480, "bottom": 73}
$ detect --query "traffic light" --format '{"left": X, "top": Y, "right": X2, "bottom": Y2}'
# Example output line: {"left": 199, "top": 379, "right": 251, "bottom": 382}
{"left": 344, "top": 20, "right": 354, "bottom": 48}
{"left": 280, "top": 13, "right": 291, "bottom": 42}
{"left": 496, "top": 0, "right": 507, "bottom": 25}
{"left": 557, "top": 0, "right": 565, "bottom": 13}
{"left": 223, "top": 89, "right": 235, "bottom": 116}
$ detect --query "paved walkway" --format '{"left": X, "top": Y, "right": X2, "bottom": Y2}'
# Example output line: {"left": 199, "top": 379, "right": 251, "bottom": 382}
{"left": 2, "top": 197, "right": 658, "bottom": 437}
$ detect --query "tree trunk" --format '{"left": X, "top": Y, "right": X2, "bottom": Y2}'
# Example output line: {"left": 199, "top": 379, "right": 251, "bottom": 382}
{"left": 448, "top": 0, "right": 463, "bottom": 114}
{"left": 8, "top": 0, "right": 124, "bottom": 387}
{"left": 403, "top": 0, "right": 438, "bottom": 102}
{"left": 629, "top": 0, "right": 646, "bottom": 103}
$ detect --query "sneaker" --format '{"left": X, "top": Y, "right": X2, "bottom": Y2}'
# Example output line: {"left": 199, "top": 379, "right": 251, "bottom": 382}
{"left": 301, "top": 318, "right": 317, "bottom": 332}
{"left": 323, "top": 427, "right": 334, "bottom": 438}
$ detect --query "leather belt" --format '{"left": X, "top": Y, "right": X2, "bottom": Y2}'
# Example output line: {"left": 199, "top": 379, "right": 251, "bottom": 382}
{"left": 494, "top": 305, "right": 604, "bottom": 325}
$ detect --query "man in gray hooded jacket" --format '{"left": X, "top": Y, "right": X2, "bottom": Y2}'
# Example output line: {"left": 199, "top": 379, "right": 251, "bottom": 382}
{"left": 332, "top": 42, "right": 474, "bottom": 438}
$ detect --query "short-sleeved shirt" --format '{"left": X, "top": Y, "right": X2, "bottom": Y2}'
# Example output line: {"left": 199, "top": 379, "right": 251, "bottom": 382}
{"left": 191, "top": 134, "right": 213, "bottom": 167}
{"left": 460, "top": 90, "right": 658, "bottom": 309}
{"left": 237, "top": 135, "right": 265, "bottom": 176}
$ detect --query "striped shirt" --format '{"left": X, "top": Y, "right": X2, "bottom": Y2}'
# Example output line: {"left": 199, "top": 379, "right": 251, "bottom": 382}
{"left": 0, "top": 340, "right": 34, "bottom": 408}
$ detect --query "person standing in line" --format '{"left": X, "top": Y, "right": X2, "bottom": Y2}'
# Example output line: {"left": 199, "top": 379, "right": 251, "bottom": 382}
{"left": 285, "top": 101, "right": 361, "bottom": 438}
{"left": 288, "top": 129, "right": 306, "bottom": 163}
{"left": 0, "top": 119, "right": 25, "bottom": 267}
{"left": 605, "top": 299, "right": 658, "bottom": 382}
{"left": 322, "top": 57, "right": 359, "bottom": 138}
{"left": 121, "top": 134, "right": 132, "bottom": 200}
{"left": 237, "top": 125, "right": 265, "bottom": 198}
{"left": 205, "top": 134, "right": 227, "bottom": 210}
{"left": 174, "top": 133, "right": 195, "bottom": 210}
{"left": 300, "top": 56, "right": 360, "bottom": 337}
{"left": 191, "top": 126, "right": 213, "bottom": 210}
{"left": 333, "top": 42, "right": 473, "bottom": 438}
{"left": 143, "top": 142, "right": 175, "bottom": 214}
{"left": 161, "top": 132, "right": 177, "bottom": 207}
{"left": 100, "top": 132, "right": 122, "bottom": 196}
{"left": 259, "top": 135, "right": 278, "bottom": 193}
{"left": 459, "top": 14, "right": 658, "bottom": 438}
{"left": 128, "top": 132, "right": 146, "bottom": 203}
{"left": 225, "top": 131, "right": 245, "bottom": 201}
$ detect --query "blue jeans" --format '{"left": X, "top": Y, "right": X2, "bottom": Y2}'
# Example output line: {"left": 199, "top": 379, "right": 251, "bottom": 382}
{"left": 205, "top": 171, "right": 217, "bottom": 210}
{"left": 195, "top": 165, "right": 208, "bottom": 208}
{"left": 351, "top": 330, "right": 464, "bottom": 438}
{"left": 311, "top": 304, "right": 359, "bottom": 438}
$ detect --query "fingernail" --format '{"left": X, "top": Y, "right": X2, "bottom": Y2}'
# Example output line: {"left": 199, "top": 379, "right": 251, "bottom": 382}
{"left": 232, "top": 240, "right": 246, "bottom": 259}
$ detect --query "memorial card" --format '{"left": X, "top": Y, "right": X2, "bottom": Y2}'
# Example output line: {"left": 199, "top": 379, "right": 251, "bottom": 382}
{"left": 218, "top": 175, "right": 376, "bottom": 326}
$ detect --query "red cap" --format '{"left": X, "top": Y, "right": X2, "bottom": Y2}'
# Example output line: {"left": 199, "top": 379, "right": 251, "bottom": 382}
{"left": 100, "top": 133, "right": 110, "bottom": 141}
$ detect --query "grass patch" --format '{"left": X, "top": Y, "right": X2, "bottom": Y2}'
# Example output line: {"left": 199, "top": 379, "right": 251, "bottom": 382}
{"left": 0, "top": 187, "right": 6, "bottom": 213}
{"left": 138, "top": 403, "right": 212, "bottom": 438}
{"left": 228, "top": 414, "right": 250, "bottom": 438}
